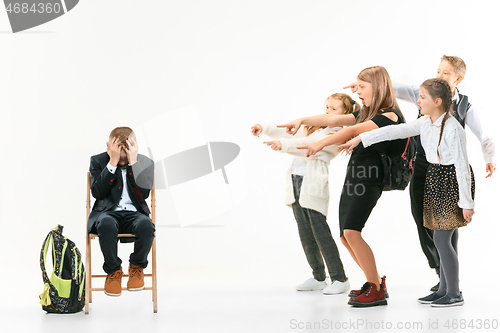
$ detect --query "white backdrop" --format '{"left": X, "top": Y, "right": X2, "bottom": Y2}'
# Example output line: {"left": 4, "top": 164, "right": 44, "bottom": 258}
{"left": 1, "top": 1, "right": 499, "bottom": 332}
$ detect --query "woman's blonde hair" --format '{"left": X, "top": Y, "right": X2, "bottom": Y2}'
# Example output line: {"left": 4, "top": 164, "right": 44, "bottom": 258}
{"left": 305, "top": 93, "right": 360, "bottom": 136}
{"left": 355, "top": 66, "right": 401, "bottom": 124}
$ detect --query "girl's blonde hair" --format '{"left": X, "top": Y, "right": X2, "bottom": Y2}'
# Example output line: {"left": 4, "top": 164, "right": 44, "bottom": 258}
{"left": 305, "top": 93, "right": 360, "bottom": 136}
{"left": 355, "top": 66, "right": 402, "bottom": 124}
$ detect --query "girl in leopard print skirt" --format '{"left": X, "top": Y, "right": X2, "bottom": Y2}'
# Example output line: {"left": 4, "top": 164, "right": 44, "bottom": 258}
{"left": 342, "top": 78, "right": 475, "bottom": 308}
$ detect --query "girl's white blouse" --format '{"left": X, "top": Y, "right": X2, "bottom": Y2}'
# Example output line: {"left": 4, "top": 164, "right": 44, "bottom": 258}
{"left": 359, "top": 113, "right": 474, "bottom": 209}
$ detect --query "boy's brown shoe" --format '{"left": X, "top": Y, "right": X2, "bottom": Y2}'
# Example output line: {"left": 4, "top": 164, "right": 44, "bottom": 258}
{"left": 127, "top": 264, "right": 145, "bottom": 291}
{"left": 104, "top": 267, "right": 123, "bottom": 297}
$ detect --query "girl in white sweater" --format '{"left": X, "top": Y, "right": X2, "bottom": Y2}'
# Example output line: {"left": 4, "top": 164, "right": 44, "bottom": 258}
{"left": 251, "top": 93, "right": 359, "bottom": 294}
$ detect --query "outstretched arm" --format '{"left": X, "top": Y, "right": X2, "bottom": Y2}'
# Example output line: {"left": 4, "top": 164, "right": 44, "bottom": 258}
{"left": 344, "top": 81, "right": 420, "bottom": 106}
{"left": 464, "top": 106, "right": 496, "bottom": 177}
{"left": 338, "top": 136, "right": 362, "bottom": 154}
{"left": 251, "top": 122, "right": 306, "bottom": 139}
{"left": 392, "top": 81, "right": 420, "bottom": 106}
{"left": 263, "top": 133, "right": 339, "bottom": 158}
{"left": 446, "top": 127, "right": 474, "bottom": 220}
{"left": 278, "top": 114, "right": 356, "bottom": 135}
{"left": 359, "top": 119, "right": 422, "bottom": 148}
{"left": 296, "top": 120, "right": 378, "bottom": 157}
{"left": 343, "top": 81, "right": 358, "bottom": 93}
{"left": 281, "top": 134, "right": 339, "bottom": 158}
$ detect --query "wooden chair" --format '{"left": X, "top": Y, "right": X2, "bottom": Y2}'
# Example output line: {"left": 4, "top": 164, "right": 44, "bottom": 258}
{"left": 85, "top": 171, "right": 157, "bottom": 314}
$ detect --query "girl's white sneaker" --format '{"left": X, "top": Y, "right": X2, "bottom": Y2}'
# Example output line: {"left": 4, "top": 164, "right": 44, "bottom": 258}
{"left": 295, "top": 278, "right": 327, "bottom": 291}
{"left": 323, "top": 279, "right": 350, "bottom": 295}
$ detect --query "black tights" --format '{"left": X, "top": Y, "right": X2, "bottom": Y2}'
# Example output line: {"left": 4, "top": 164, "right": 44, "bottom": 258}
{"left": 434, "top": 229, "right": 460, "bottom": 297}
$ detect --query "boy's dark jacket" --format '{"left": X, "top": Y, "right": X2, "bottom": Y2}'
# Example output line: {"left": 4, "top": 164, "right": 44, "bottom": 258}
{"left": 87, "top": 152, "right": 154, "bottom": 233}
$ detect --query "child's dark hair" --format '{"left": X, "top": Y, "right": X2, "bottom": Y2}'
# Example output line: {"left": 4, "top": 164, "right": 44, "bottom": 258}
{"left": 420, "top": 78, "right": 453, "bottom": 162}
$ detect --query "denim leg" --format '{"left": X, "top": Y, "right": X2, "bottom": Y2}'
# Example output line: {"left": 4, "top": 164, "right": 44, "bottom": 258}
{"left": 306, "top": 208, "right": 347, "bottom": 282}
{"left": 291, "top": 175, "right": 326, "bottom": 282}
{"left": 116, "top": 211, "right": 155, "bottom": 269}
{"left": 129, "top": 213, "right": 155, "bottom": 268}
{"left": 96, "top": 212, "right": 122, "bottom": 274}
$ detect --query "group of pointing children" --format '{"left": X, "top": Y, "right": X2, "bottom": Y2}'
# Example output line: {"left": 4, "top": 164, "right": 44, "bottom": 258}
{"left": 251, "top": 55, "right": 495, "bottom": 308}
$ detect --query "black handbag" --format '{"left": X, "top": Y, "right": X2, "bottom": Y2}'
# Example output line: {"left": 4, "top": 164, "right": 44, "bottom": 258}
{"left": 374, "top": 137, "right": 417, "bottom": 191}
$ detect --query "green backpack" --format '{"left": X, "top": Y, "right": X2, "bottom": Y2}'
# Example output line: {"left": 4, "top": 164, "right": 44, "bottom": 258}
{"left": 39, "top": 225, "right": 85, "bottom": 313}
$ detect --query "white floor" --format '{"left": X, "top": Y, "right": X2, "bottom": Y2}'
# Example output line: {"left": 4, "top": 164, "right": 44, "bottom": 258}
{"left": 3, "top": 217, "right": 499, "bottom": 333}
{"left": 4, "top": 276, "right": 499, "bottom": 333}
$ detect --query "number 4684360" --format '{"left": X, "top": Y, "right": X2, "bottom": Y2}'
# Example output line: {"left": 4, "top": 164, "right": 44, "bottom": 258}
{"left": 6, "top": 3, "right": 62, "bottom": 14}
{"left": 444, "top": 319, "right": 499, "bottom": 330}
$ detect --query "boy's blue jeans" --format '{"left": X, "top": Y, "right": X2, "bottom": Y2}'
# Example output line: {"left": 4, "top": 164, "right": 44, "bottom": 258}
{"left": 96, "top": 210, "right": 155, "bottom": 274}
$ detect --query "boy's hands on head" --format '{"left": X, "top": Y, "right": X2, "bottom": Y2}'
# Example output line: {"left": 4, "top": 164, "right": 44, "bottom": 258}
{"left": 124, "top": 137, "right": 139, "bottom": 165}
{"left": 343, "top": 81, "right": 358, "bottom": 93}
{"left": 263, "top": 140, "right": 282, "bottom": 151}
{"left": 486, "top": 163, "right": 496, "bottom": 178}
{"left": 251, "top": 124, "right": 262, "bottom": 137}
{"left": 107, "top": 137, "right": 122, "bottom": 167}
{"left": 277, "top": 119, "right": 302, "bottom": 135}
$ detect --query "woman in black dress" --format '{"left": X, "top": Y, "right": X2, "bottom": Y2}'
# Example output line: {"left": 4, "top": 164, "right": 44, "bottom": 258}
{"left": 279, "top": 66, "right": 406, "bottom": 307}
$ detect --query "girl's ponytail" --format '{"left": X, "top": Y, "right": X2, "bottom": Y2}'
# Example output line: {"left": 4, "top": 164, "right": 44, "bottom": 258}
{"left": 420, "top": 78, "right": 454, "bottom": 163}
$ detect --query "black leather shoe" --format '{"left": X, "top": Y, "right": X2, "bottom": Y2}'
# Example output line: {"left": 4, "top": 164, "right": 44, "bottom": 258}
{"left": 430, "top": 293, "right": 464, "bottom": 307}
{"left": 417, "top": 292, "right": 444, "bottom": 304}
{"left": 430, "top": 282, "right": 440, "bottom": 292}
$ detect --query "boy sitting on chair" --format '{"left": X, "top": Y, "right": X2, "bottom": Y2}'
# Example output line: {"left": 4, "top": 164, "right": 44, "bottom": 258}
{"left": 88, "top": 127, "right": 155, "bottom": 297}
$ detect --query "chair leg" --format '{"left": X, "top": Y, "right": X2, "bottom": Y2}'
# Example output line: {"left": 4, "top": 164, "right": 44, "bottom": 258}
{"left": 152, "top": 236, "right": 158, "bottom": 313}
{"left": 85, "top": 233, "right": 91, "bottom": 314}
{"left": 88, "top": 237, "right": 93, "bottom": 304}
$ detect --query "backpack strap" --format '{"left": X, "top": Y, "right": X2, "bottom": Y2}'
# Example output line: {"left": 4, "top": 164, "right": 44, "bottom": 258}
{"left": 40, "top": 230, "right": 54, "bottom": 284}
{"left": 39, "top": 231, "right": 55, "bottom": 305}
{"left": 401, "top": 137, "right": 411, "bottom": 158}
